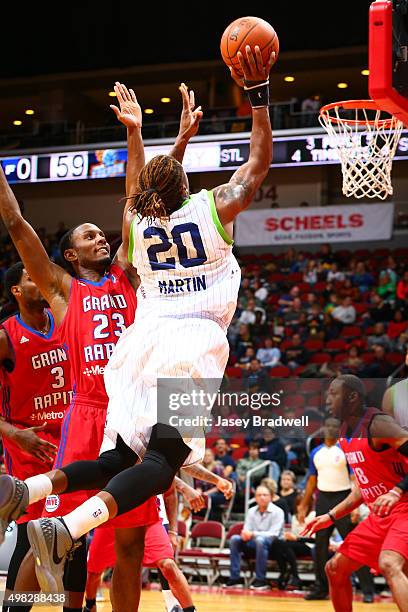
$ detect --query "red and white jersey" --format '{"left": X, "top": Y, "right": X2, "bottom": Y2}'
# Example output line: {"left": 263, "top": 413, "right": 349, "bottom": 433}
{"left": 339, "top": 407, "right": 408, "bottom": 506}
{"left": 0, "top": 311, "right": 71, "bottom": 478}
{"left": 58, "top": 264, "right": 136, "bottom": 405}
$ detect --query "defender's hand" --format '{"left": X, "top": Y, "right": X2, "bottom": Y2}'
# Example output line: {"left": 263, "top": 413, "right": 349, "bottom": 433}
{"left": 178, "top": 83, "right": 203, "bottom": 140}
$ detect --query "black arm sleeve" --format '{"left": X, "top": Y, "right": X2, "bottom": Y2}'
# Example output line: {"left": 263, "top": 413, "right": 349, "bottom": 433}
{"left": 396, "top": 440, "right": 408, "bottom": 492}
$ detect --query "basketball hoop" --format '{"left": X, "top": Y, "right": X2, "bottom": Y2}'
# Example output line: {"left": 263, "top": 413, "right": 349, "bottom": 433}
{"left": 319, "top": 100, "right": 403, "bottom": 200}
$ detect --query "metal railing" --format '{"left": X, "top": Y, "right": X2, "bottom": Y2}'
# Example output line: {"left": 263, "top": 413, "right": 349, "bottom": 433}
{"left": 244, "top": 460, "right": 276, "bottom": 515}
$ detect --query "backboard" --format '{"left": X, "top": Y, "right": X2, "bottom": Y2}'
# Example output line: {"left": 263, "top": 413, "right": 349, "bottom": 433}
{"left": 369, "top": 0, "right": 408, "bottom": 127}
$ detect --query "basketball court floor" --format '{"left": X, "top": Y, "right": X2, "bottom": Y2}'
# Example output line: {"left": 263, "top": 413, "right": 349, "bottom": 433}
{"left": 8, "top": 584, "right": 396, "bottom": 611}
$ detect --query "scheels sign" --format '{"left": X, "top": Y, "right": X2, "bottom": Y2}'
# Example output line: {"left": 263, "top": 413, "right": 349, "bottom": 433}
{"left": 235, "top": 204, "right": 394, "bottom": 246}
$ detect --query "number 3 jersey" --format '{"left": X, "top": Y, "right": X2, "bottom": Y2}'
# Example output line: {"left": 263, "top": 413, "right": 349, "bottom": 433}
{"left": 0, "top": 312, "right": 71, "bottom": 508}
{"left": 128, "top": 189, "right": 241, "bottom": 332}
{"left": 58, "top": 264, "right": 137, "bottom": 404}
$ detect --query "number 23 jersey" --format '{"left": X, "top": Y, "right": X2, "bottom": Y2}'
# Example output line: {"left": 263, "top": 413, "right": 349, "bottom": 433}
{"left": 128, "top": 189, "right": 241, "bottom": 331}
{"left": 58, "top": 264, "right": 137, "bottom": 404}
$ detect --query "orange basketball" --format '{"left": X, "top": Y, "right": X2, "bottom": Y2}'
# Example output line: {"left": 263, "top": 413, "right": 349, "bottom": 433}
{"left": 220, "top": 16, "right": 279, "bottom": 77}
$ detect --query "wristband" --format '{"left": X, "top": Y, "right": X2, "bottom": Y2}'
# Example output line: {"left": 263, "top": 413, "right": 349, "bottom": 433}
{"left": 244, "top": 80, "right": 270, "bottom": 108}
{"left": 168, "top": 529, "right": 178, "bottom": 536}
{"left": 328, "top": 511, "right": 336, "bottom": 523}
{"left": 389, "top": 488, "right": 402, "bottom": 498}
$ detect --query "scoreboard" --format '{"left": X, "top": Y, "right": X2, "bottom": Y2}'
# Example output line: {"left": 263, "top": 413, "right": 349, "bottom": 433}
{"left": 2, "top": 131, "right": 408, "bottom": 184}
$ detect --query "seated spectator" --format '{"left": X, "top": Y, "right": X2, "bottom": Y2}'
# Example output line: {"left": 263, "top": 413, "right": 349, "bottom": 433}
{"left": 338, "top": 278, "right": 360, "bottom": 301}
{"left": 363, "top": 292, "right": 393, "bottom": 323}
{"left": 194, "top": 448, "right": 228, "bottom": 521}
{"left": 303, "top": 259, "right": 319, "bottom": 285}
{"left": 317, "top": 243, "right": 335, "bottom": 267}
{"left": 236, "top": 442, "right": 266, "bottom": 492}
{"left": 380, "top": 256, "right": 398, "bottom": 287}
{"left": 283, "top": 297, "right": 303, "bottom": 326}
{"left": 242, "top": 359, "right": 270, "bottom": 393}
{"left": 251, "top": 311, "right": 269, "bottom": 345}
{"left": 376, "top": 271, "right": 396, "bottom": 302}
{"left": 326, "top": 262, "right": 345, "bottom": 283}
{"left": 387, "top": 310, "right": 407, "bottom": 340}
{"left": 253, "top": 279, "right": 269, "bottom": 302}
{"left": 282, "top": 333, "right": 310, "bottom": 369}
{"left": 260, "top": 477, "right": 290, "bottom": 522}
{"left": 238, "top": 346, "right": 256, "bottom": 368}
{"left": 234, "top": 323, "right": 253, "bottom": 359}
{"left": 225, "top": 485, "right": 285, "bottom": 590}
{"left": 340, "top": 345, "right": 363, "bottom": 374}
{"left": 331, "top": 296, "right": 356, "bottom": 325}
{"left": 239, "top": 298, "right": 257, "bottom": 325}
{"left": 256, "top": 338, "right": 281, "bottom": 368}
{"left": 367, "top": 322, "right": 393, "bottom": 351}
{"left": 362, "top": 344, "right": 395, "bottom": 378}
{"left": 278, "top": 470, "right": 299, "bottom": 516}
{"left": 397, "top": 270, "right": 408, "bottom": 305}
{"left": 290, "top": 252, "right": 308, "bottom": 273}
{"left": 395, "top": 331, "right": 408, "bottom": 354}
{"left": 278, "top": 285, "right": 300, "bottom": 310}
{"left": 307, "top": 304, "right": 324, "bottom": 336}
{"left": 259, "top": 427, "right": 287, "bottom": 473}
{"left": 324, "top": 293, "right": 339, "bottom": 315}
{"left": 305, "top": 292, "right": 318, "bottom": 313}
{"left": 351, "top": 261, "right": 374, "bottom": 293}
{"left": 213, "top": 438, "right": 236, "bottom": 478}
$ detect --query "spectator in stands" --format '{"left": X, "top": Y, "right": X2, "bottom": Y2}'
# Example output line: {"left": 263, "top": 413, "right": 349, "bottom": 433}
{"left": 351, "top": 261, "right": 374, "bottom": 294}
{"left": 278, "top": 285, "right": 300, "bottom": 310}
{"left": 376, "top": 271, "right": 396, "bottom": 302}
{"left": 236, "top": 442, "right": 266, "bottom": 492}
{"left": 396, "top": 269, "right": 408, "bottom": 306}
{"left": 282, "top": 333, "right": 310, "bottom": 369}
{"left": 194, "top": 449, "right": 227, "bottom": 521}
{"left": 234, "top": 324, "right": 252, "bottom": 359}
{"left": 278, "top": 470, "right": 298, "bottom": 516}
{"left": 395, "top": 331, "right": 408, "bottom": 354}
{"left": 213, "top": 438, "right": 236, "bottom": 478}
{"left": 299, "top": 417, "right": 374, "bottom": 602}
{"left": 251, "top": 311, "right": 269, "bottom": 346}
{"left": 303, "top": 259, "right": 319, "bottom": 285}
{"left": 367, "top": 321, "right": 392, "bottom": 350}
{"left": 253, "top": 279, "right": 269, "bottom": 302}
{"left": 307, "top": 304, "right": 324, "bottom": 337}
{"left": 225, "top": 485, "right": 285, "bottom": 590}
{"left": 317, "top": 243, "right": 335, "bottom": 267}
{"left": 326, "top": 262, "right": 345, "bottom": 283}
{"left": 237, "top": 346, "right": 256, "bottom": 368}
{"left": 338, "top": 278, "right": 360, "bottom": 302}
{"left": 340, "top": 345, "right": 363, "bottom": 375}
{"left": 331, "top": 296, "right": 356, "bottom": 325}
{"left": 284, "top": 297, "right": 303, "bottom": 326}
{"left": 260, "top": 477, "right": 290, "bottom": 522}
{"left": 256, "top": 338, "right": 281, "bottom": 368}
{"left": 387, "top": 309, "right": 407, "bottom": 341}
{"left": 242, "top": 358, "right": 269, "bottom": 393}
{"left": 281, "top": 248, "right": 297, "bottom": 272}
{"left": 258, "top": 427, "right": 287, "bottom": 473}
{"left": 324, "top": 293, "right": 339, "bottom": 316}
{"left": 239, "top": 298, "right": 257, "bottom": 325}
{"left": 363, "top": 292, "right": 393, "bottom": 324}
{"left": 290, "top": 252, "right": 308, "bottom": 273}
{"left": 362, "top": 344, "right": 394, "bottom": 378}
{"left": 380, "top": 256, "right": 398, "bottom": 287}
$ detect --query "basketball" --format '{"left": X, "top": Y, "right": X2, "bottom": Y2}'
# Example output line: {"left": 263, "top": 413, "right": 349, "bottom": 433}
{"left": 220, "top": 16, "right": 279, "bottom": 77}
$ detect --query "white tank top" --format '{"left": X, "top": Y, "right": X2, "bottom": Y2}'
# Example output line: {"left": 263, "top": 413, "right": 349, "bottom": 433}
{"left": 392, "top": 379, "right": 408, "bottom": 429}
{"left": 128, "top": 189, "right": 241, "bottom": 332}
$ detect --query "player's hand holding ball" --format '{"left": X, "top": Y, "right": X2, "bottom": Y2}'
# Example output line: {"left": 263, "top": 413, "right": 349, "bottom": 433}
{"left": 229, "top": 46, "right": 275, "bottom": 89}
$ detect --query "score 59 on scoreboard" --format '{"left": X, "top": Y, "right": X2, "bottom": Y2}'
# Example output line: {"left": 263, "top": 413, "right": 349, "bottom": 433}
{"left": 1, "top": 131, "right": 408, "bottom": 184}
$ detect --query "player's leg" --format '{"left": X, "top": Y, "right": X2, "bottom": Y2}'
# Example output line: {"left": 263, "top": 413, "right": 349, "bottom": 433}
{"left": 156, "top": 560, "right": 194, "bottom": 610}
{"left": 335, "top": 514, "right": 375, "bottom": 600}
{"left": 326, "top": 552, "right": 363, "bottom": 612}
{"left": 157, "top": 569, "right": 182, "bottom": 612}
{"left": 3, "top": 524, "right": 33, "bottom": 612}
{"left": 84, "top": 526, "right": 116, "bottom": 612}
{"left": 111, "top": 527, "right": 145, "bottom": 612}
{"left": 378, "top": 550, "right": 408, "bottom": 611}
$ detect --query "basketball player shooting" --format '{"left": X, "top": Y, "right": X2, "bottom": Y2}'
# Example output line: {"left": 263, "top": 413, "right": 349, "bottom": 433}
{"left": 0, "top": 45, "right": 274, "bottom": 593}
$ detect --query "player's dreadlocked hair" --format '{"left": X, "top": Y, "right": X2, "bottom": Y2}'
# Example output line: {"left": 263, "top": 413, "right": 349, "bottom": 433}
{"left": 128, "top": 155, "right": 186, "bottom": 223}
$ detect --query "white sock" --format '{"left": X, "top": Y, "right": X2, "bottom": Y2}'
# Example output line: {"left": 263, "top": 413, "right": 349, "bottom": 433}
{"left": 162, "top": 589, "right": 181, "bottom": 611}
{"left": 24, "top": 474, "right": 52, "bottom": 504}
{"left": 63, "top": 496, "right": 109, "bottom": 540}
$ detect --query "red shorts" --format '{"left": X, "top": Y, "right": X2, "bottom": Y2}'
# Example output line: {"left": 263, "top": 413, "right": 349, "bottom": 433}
{"left": 3, "top": 429, "right": 60, "bottom": 524}
{"left": 87, "top": 520, "right": 174, "bottom": 574}
{"left": 339, "top": 502, "right": 408, "bottom": 571}
{"left": 43, "top": 401, "right": 158, "bottom": 528}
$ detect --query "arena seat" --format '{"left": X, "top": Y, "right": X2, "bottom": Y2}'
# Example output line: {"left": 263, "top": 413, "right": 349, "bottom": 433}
{"left": 225, "top": 366, "right": 243, "bottom": 378}
{"left": 269, "top": 365, "right": 291, "bottom": 377}
{"left": 325, "top": 339, "right": 348, "bottom": 352}
{"left": 304, "top": 339, "right": 324, "bottom": 352}
{"left": 310, "top": 352, "right": 331, "bottom": 364}
{"left": 341, "top": 326, "right": 362, "bottom": 339}
{"left": 178, "top": 521, "right": 226, "bottom": 585}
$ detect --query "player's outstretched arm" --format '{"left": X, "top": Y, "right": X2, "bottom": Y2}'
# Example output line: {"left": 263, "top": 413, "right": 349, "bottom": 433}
{"left": 175, "top": 476, "right": 206, "bottom": 512}
{"left": 301, "top": 487, "right": 363, "bottom": 537}
{"left": 110, "top": 81, "right": 143, "bottom": 283}
{"left": 169, "top": 83, "right": 203, "bottom": 163}
{"left": 182, "top": 462, "right": 233, "bottom": 499}
{"left": 213, "top": 46, "right": 273, "bottom": 226}
{"left": 0, "top": 166, "right": 71, "bottom": 311}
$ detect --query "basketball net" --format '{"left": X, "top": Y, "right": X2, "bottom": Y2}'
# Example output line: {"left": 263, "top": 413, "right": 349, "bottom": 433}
{"left": 319, "top": 101, "right": 403, "bottom": 200}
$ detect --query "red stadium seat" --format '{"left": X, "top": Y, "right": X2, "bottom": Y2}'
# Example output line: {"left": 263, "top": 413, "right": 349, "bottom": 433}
{"left": 225, "top": 366, "right": 243, "bottom": 378}
{"left": 355, "top": 249, "right": 371, "bottom": 258}
{"left": 373, "top": 248, "right": 390, "bottom": 258}
{"left": 299, "top": 379, "right": 323, "bottom": 394}
{"left": 269, "top": 365, "right": 291, "bottom": 377}
{"left": 362, "top": 352, "right": 375, "bottom": 363}
{"left": 388, "top": 352, "right": 404, "bottom": 366}
{"left": 279, "top": 379, "right": 299, "bottom": 394}
{"left": 334, "top": 352, "right": 348, "bottom": 363}
{"left": 268, "top": 273, "right": 286, "bottom": 283}
{"left": 354, "top": 303, "right": 369, "bottom": 315}
{"left": 304, "top": 339, "right": 324, "bottom": 352}
{"left": 297, "top": 282, "right": 312, "bottom": 292}
{"left": 283, "top": 394, "right": 305, "bottom": 409}
{"left": 325, "top": 339, "right": 348, "bottom": 352}
{"left": 310, "top": 353, "right": 331, "bottom": 364}
{"left": 341, "top": 326, "right": 362, "bottom": 339}
{"left": 293, "top": 365, "right": 306, "bottom": 376}
{"left": 314, "top": 281, "right": 327, "bottom": 292}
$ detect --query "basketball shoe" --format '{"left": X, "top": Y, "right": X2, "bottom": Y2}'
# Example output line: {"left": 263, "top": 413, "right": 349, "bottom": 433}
{"left": 0, "top": 474, "right": 29, "bottom": 543}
